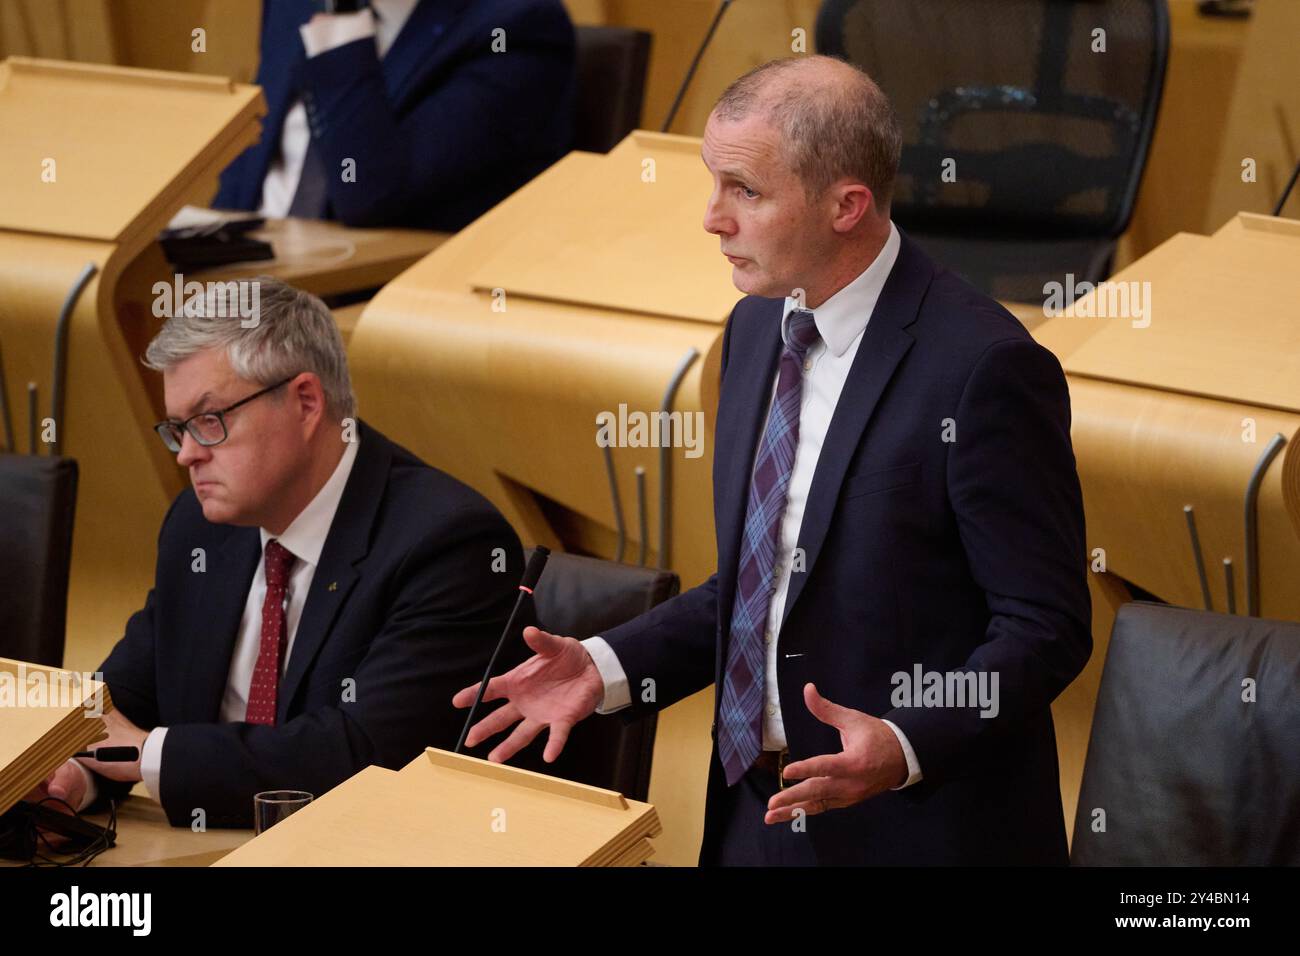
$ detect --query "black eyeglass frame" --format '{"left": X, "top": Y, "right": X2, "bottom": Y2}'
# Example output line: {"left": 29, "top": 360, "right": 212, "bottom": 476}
{"left": 153, "top": 376, "right": 296, "bottom": 453}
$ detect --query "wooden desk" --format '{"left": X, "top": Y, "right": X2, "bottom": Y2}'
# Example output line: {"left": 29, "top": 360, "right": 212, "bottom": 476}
{"left": 189, "top": 217, "right": 450, "bottom": 299}
{"left": 2, "top": 784, "right": 252, "bottom": 868}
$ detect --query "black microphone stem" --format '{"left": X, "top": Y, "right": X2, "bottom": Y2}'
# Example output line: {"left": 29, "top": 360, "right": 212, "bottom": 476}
{"left": 454, "top": 547, "right": 550, "bottom": 754}
{"left": 661, "top": 0, "right": 735, "bottom": 133}
{"left": 1272, "top": 156, "right": 1300, "bottom": 217}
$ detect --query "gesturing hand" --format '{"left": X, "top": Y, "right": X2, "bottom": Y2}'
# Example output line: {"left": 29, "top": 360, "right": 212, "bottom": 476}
{"left": 452, "top": 626, "right": 605, "bottom": 764}
{"left": 764, "top": 682, "right": 908, "bottom": 824}
{"left": 25, "top": 760, "right": 90, "bottom": 813}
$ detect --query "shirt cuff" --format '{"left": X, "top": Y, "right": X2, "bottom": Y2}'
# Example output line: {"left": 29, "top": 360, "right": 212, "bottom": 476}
{"left": 66, "top": 758, "right": 98, "bottom": 812}
{"left": 881, "top": 719, "right": 923, "bottom": 790}
{"left": 581, "top": 636, "right": 631, "bottom": 714}
{"left": 300, "top": 9, "right": 376, "bottom": 58}
{"left": 140, "top": 727, "right": 168, "bottom": 802}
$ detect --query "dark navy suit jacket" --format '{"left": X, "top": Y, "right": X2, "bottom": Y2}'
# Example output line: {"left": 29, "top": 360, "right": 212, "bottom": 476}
{"left": 213, "top": 0, "right": 575, "bottom": 231}
{"left": 601, "top": 232, "right": 1092, "bottom": 865}
{"left": 96, "top": 421, "right": 531, "bottom": 827}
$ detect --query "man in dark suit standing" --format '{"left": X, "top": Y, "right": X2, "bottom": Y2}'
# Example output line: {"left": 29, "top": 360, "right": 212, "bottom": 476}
{"left": 32, "top": 278, "right": 526, "bottom": 827}
{"left": 456, "top": 56, "right": 1092, "bottom": 865}
{"left": 214, "top": 0, "right": 575, "bottom": 231}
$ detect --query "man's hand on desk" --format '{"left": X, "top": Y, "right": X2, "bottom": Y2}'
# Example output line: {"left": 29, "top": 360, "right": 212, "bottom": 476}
{"left": 20, "top": 708, "right": 145, "bottom": 820}
{"left": 75, "top": 707, "right": 147, "bottom": 783}
{"left": 21, "top": 762, "right": 91, "bottom": 849}
{"left": 25, "top": 760, "right": 89, "bottom": 813}
{"left": 452, "top": 626, "right": 604, "bottom": 764}
{"left": 763, "top": 682, "right": 908, "bottom": 825}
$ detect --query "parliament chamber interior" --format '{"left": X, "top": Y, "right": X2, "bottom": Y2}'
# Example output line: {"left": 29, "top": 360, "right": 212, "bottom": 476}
{"left": 0, "top": 0, "right": 1296, "bottom": 912}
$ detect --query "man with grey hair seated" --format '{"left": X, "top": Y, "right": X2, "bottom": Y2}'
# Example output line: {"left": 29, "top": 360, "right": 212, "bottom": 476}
{"left": 31, "top": 277, "right": 530, "bottom": 827}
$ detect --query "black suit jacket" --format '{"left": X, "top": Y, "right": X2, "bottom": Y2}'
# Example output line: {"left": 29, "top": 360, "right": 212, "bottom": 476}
{"left": 213, "top": 0, "right": 576, "bottom": 231}
{"left": 97, "top": 421, "right": 529, "bottom": 827}
{"left": 601, "top": 232, "right": 1092, "bottom": 865}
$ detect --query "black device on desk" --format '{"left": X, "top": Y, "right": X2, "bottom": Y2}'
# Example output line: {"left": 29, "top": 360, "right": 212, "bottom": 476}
{"left": 0, "top": 801, "right": 117, "bottom": 863}
{"left": 1198, "top": 0, "right": 1253, "bottom": 18}
{"left": 0, "top": 747, "right": 136, "bottom": 863}
{"left": 159, "top": 216, "right": 273, "bottom": 270}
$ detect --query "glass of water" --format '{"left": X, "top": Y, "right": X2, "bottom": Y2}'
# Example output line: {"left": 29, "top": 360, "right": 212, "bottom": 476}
{"left": 253, "top": 790, "right": 313, "bottom": 834}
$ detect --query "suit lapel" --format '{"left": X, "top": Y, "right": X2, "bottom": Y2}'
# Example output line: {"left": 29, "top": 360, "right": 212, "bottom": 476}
{"left": 714, "top": 307, "right": 783, "bottom": 613}
{"left": 780, "top": 234, "right": 932, "bottom": 626}
{"left": 382, "top": 0, "right": 472, "bottom": 106}
{"left": 189, "top": 529, "right": 260, "bottom": 722}
{"left": 276, "top": 422, "right": 392, "bottom": 723}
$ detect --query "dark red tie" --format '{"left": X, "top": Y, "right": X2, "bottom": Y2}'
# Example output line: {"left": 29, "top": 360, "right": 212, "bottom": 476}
{"left": 245, "top": 539, "right": 296, "bottom": 725}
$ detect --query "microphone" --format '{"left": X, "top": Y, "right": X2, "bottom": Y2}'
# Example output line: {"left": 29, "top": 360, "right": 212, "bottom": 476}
{"left": 454, "top": 546, "right": 550, "bottom": 754}
{"left": 1272, "top": 157, "right": 1300, "bottom": 217}
{"left": 71, "top": 746, "right": 140, "bottom": 761}
{"left": 661, "top": 0, "right": 736, "bottom": 133}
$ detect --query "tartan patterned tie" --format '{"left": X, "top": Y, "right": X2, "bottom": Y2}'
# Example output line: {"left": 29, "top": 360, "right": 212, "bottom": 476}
{"left": 245, "top": 539, "right": 296, "bottom": 725}
{"left": 718, "top": 308, "right": 820, "bottom": 785}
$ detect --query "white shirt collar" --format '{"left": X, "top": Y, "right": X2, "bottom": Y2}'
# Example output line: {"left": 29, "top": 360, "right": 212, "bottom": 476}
{"left": 781, "top": 220, "right": 901, "bottom": 357}
{"left": 259, "top": 435, "right": 361, "bottom": 568}
{"left": 371, "top": 0, "right": 419, "bottom": 57}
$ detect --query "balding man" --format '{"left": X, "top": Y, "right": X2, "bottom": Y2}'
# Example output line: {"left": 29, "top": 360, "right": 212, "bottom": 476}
{"left": 455, "top": 56, "right": 1092, "bottom": 865}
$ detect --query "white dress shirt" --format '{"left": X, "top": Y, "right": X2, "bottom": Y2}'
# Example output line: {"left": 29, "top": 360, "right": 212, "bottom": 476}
{"left": 71, "top": 436, "right": 360, "bottom": 810}
{"left": 583, "top": 222, "right": 923, "bottom": 789}
{"left": 259, "top": 0, "right": 418, "bottom": 217}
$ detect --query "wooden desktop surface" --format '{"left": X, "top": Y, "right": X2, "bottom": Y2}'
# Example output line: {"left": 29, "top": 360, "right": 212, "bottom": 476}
{"left": 190, "top": 216, "right": 450, "bottom": 299}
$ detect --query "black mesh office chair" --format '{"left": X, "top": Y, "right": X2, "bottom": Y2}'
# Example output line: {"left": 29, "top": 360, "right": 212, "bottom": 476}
{"left": 0, "top": 453, "right": 79, "bottom": 666}
{"left": 817, "top": 0, "right": 1169, "bottom": 302}
{"left": 1070, "top": 603, "right": 1300, "bottom": 865}
{"left": 572, "top": 26, "right": 653, "bottom": 153}
{"left": 522, "top": 549, "right": 678, "bottom": 801}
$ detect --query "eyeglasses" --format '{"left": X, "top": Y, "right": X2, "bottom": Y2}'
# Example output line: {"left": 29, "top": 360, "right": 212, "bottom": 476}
{"left": 154, "top": 376, "right": 295, "bottom": 453}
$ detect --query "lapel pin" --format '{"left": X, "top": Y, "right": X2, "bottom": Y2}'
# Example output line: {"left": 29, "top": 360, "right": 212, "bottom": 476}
{"left": 328, "top": 581, "right": 338, "bottom": 592}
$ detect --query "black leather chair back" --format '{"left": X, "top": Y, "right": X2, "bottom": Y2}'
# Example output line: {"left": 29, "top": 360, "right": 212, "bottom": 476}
{"left": 525, "top": 549, "right": 678, "bottom": 801}
{"left": 816, "top": 0, "right": 1169, "bottom": 300}
{"left": 1071, "top": 602, "right": 1300, "bottom": 865}
{"left": 573, "top": 26, "right": 652, "bottom": 153}
{"left": 0, "top": 454, "right": 79, "bottom": 666}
